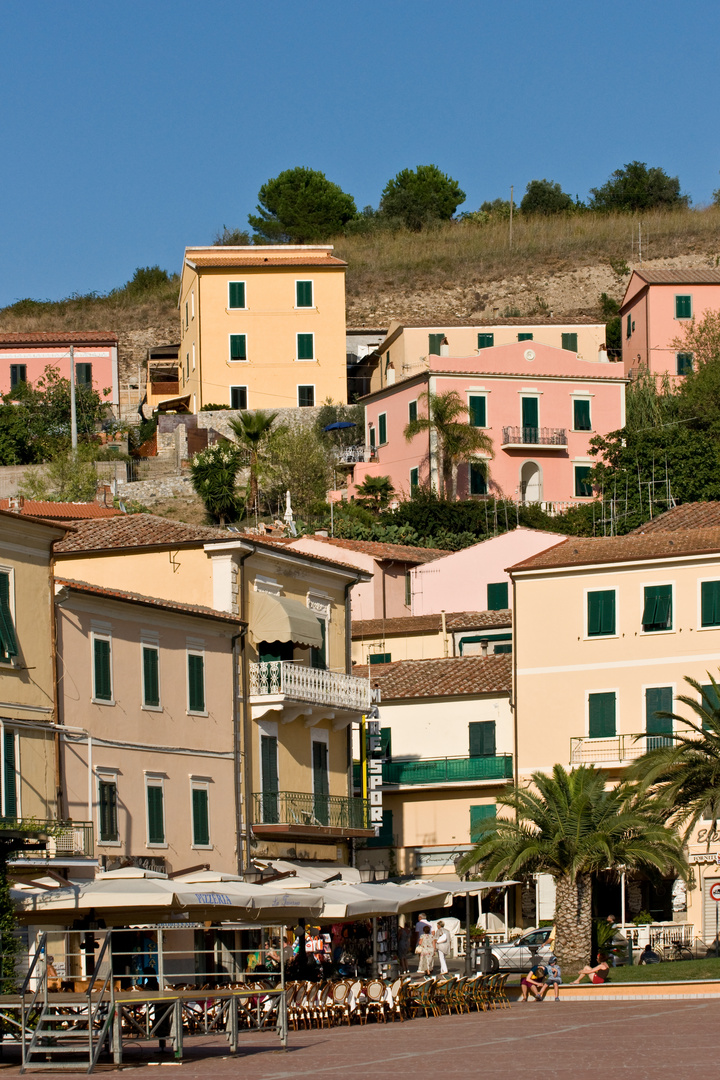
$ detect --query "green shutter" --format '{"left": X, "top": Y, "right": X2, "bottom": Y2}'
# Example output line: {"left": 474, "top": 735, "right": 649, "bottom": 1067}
{"left": 296, "top": 280, "right": 313, "bottom": 307}
{"left": 142, "top": 646, "right": 160, "bottom": 707}
{"left": 147, "top": 785, "right": 164, "bottom": 844}
{"left": 701, "top": 581, "right": 720, "bottom": 627}
{"left": 477, "top": 333, "right": 494, "bottom": 349}
{"left": 587, "top": 590, "right": 615, "bottom": 636}
{"left": 408, "top": 400, "right": 417, "bottom": 423}
{"left": 312, "top": 741, "right": 329, "bottom": 796}
{"left": 470, "top": 804, "right": 496, "bottom": 843}
{"left": 188, "top": 654, "right": 205, "bottom": 712}
{"left": 588, "top": 692, "right": 616, "bottom": 738}
{"left": 573, "top": 399, "right": 591, "bottom": 431}
{"left": 701, "top": 684, "right": 720, "bottom": 730}
{"left": 192, "top": 788, "right": 210, "bottom": 846}
{"left": 676, "top": 353, "right": 693, "bottom": 375}
{"left": 369, "top": 652, "right": 391, "bottom": 664}
{"left": 470, "top": 463, "right": 487, "bottom": 495}
{"left": 3, "top": 731, "right": 16, "bottom": 819}
{"left": 469, "top": 396, "right": 486, "bottom": 427}
{"left": 428, "top": 333, "right": 444, "bottom": 354}
{"left": 0, "top": 573, "right": 18, "bottom": 659}
{"left": 675, "top": 295, "right": 692, "bottom": 319}
{"left": 99, "top": 781, "right": 118, "bottom": 842}
{"left": 297, "top": 333, "right": 314, "bottom": 360}
{"left": 487, "top": 582, "right": 508, "bottom": 610}
{"left": 521, "top": 397, "right": 538, "bottom": 430}
{"left": 561, "top": 332, "right": 578, "bottom": 352}
{"left": 93, "top": 638, "right": 112, "bottom": 701}
{"left": 646, "top": 687, "right": 673, "bottom": 736}
{"left": 575, "top": 466, "right": 593, "bottom": 497}
{"left": 518, "top": 333, "right": 533, "bottom": 342}
{"left": 230, "top": 334, "right": 246, "bottom": 360}
{"left": 261, "top": 735, "right": 278, "bottom": 793}
{"left": 409, "top": 467, "right": 419, "bottom": 490}
{"left": 405, "top": 572, "right": 412, "bottom": 606}
{"left": 378, "top": 414, "right": 387, "bottom": 444}
{"left": 230, "top": 386, "right": 247, "bottom": 410}
{"left": 642, "top": 585, "right": 672, "bottom": 631}
{"left": 298, "top": 385, "right": 314, "bottom": 407}
{"left": 469, "top": 721, "right": 496, "bottom": 757}
{"left": 311, "top": 620, "right": 327, "bottom": 669}
{"left": 229, "top": 282, "right": 245, "bottom": 308}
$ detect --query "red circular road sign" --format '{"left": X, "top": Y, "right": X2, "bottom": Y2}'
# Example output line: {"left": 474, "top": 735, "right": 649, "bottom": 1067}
{"left": 710, "top": 882, "right": 720, "bottom": 902}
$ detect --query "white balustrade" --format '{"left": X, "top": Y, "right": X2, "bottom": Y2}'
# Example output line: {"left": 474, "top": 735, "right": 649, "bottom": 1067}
{"left": 249, "top": 661, "right": 371, "bottom": 712}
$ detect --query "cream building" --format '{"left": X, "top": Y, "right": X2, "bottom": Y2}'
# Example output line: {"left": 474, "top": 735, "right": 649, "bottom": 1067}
{"left": 352, "top": 610, "right": 512, "bottom": 666}
{"left": 178, "top": 245, "right": 348, "bottom": 412}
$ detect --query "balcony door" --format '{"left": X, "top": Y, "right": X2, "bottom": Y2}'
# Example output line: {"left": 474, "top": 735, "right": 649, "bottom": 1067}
{"left": 521, "top": 397, "right": 539, "bottom": 443}
{"left": 312, "top": 739, "right": 329, "bottom": 825}
{"left": 646, "top": 686, "right": 673, "bottom": 750}
{"left": 261, "top": 734, "right": 279, "bottom": 824}
{"left": 520, "top": 461, "right": 542, "bottom": 504}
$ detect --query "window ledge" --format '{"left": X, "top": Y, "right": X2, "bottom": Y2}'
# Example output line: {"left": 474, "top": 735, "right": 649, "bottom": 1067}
{"left": 92, "top": 698, "right": 115, "bottom": 706}
{"left": 640, "top": 628, "right": 675, "bottom": 636}
{"left": 584, "top": 633, "right": 619, "bottom": 641}
{"left": 98, "top": 840, "right": 122, "bottom": 848}
{"left": 187, "top": 710, "right": 209, "bottom": 718}
{"left": 191, "top": 844, "right": 214, "bottom": 851}
{"left": 141, "top": 705, "right": 164, "bottom": 713}
{"left": 146, "top": 843, "right": 168, "bottom": 850}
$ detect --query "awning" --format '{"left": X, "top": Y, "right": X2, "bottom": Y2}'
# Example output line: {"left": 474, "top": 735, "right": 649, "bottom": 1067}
{"left": 249, "top": 591, "right": 323, "bottom": 649}
{"left": 154, "top": 394, "right": 192, "bottom": 412}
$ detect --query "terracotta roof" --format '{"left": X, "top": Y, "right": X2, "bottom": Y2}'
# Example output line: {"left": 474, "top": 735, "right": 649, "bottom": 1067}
{"left": 56, "top": 578, "right": 245, "bottom": 625}
{"left": 54, "top": 514, "right": 231, "bottom": 553}
{"left": 385, "top": 317, "right": 605, "bottom": 330}
{"left": 353, "top": 654, "right": 511, "bottom": 698}
{"left": 185, "top": 247, "right": 346, "bottom": 269}
{"left": 243, "top": 536, "right": 372, "bottom": 577}
{"left": 509, "top": 529, "right": 720, "bottom": 572}
{"left": 631, "top": 268, "right": 720, "bottom": 286}
{"left": 0, "top": 331, "right": 118, "bottom": 345}
{"left": 294, "top": 536, "right": 446, "bottom": 564}
{"left": 352, "top": 610, "right": 512, "bottom": 639}
{"left": 630, "top": 503, "right": 720, "bottom": 533}
{"left": 0, "top": 500, "right": 120, "bottom": 520}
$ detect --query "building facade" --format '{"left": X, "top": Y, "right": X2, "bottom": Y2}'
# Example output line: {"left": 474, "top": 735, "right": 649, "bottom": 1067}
{"left": 352, "top": 610, "right": 512, "bottom": 667}
{"left": 0, "top": 331, "right": 119, "bottom": 408}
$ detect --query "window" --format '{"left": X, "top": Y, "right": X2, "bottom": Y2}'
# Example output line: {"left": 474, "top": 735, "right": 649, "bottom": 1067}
{"left": 230, "top": 385, "right": 248, "bottom": 410}
{"left": 228, "top": 281, "right": 246, "bottom": 309}
{"left": 574, "top": 465, "right": 593, "bottom": 498}
{"left": 191, "top": 290, "right": 195, "bottom": 318}
{"left": 92, "top": 635, "right": 112, "bottom": 702}
{"left": 700, "top": 684, "right": 720, "bottom": 730}
{"left": 185, "top": 302, "right": 189, "bottom": 328}
{"left": 191, "top": 785, "right": 210, "bottom": 846}
{"left": 312, "top": 738, "right": 330, "bottom": 824}
{"left": 378, "top": 413, "right": 387, "bottom": 445}
{"left": 408, "top": 400, "right": 417, "bottom": 423}
{"left": 573, "top": 399, "right": 591, "bottom": 431}
{"left": 366, "top": 809, "right": 394, "bottom": 847}
{"left": 369, "top": 425, "right": 376, "bottom": 448}
{"left": 311, "top": 618, "right": 327, "bottom": 670}
{"left": 487, "top": 582, "right": 508, "bottom": 610}
{"left": 587, "top": 590, "right": 616, "bottom": 636}
{"left": 701, "top": 581, "right": 720, "bottom": 627}
{"left": 296, "top": 280, "right": 313, "bottom": 308}
{"left": 521, "top": 397, "right": 539, "bottom": 432}
{"left": 260, "top": 733, "right": 279, "bottom": 823}
{"left": 626, "top": 314, "right": 632, "bottom": 339}
{"left": 646, "top": 686, "right": 673, "bottom": 747}
{"left": 409, "top": 467, "right": 419, "bottom": 491}
{"left": 98, "top": 778, "right": 118, "bottom": 842}
{"left": 675, "top": 295, "right": 692, "bottom": 319}
{"left": 9, "top": 365, "right": 26, "bottom": 388}
{"left": 187, "top": 652, "right": 205, "bottom": 712}
{"left": 191, "top": 344, "right": 196, "bottom": 371}
{"left": 677, "top": 352, "right": 694, "bottom": 375}
{"left": 142, "top": 645, "right": 160, "bottom": 708}
{"left": 405, "top": 572, "right": 412, "bottom": 607}
{"left": 468, "top": 395, "right": 487, "bottom": 427}
{"left": 296, "top": 333, "right": 314, "bottom": 360}
{"left": 470, "top": 804, "right": 496, "bottom": 843}
{"left": 76, "top": 363, "right": 92, "bottom": 387}
{"left": 298, "top": 385, "right": 315, "bottom": 407}
{"left": 588, "top": 692, "right": 616, "bottom": 738}
{"left": 562, "top": 332, "right": 578, "bottom": 352}
{"left": 642, "top": 584, "right": 672, "bottom": 633}
{"left": 470, "top": 463, "right": 487, "bottom": 495}
{"left": 0, "top": 571, "right": 18, "bottom": 661}
{"left": 2, "top": 731, "right": 17, "bottom": 818}
{"left": 518, "top": 333, "right": 533, "bottom": 342}
{"left": 428, "top": 333, "right": 444, "bottom": 354}
{"left": 477, "top": 333, "right": 494, "bottom": 349}
{"left": 469, "top": 721, "right": 496, "bottom": 757}
{"left": 146, "top": 782, "right": 165, "bottom": 845}
{"left": 229, "top": 334, "right": 247, "bottom": 361}
{"left": 369, "top": 653, "right": 391, "bottom": 664}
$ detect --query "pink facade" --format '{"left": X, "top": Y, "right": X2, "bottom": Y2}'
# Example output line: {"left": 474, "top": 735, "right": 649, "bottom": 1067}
{"left": 0, "top": 332, "right": 119, "bottom": 405}
{"left": 347, "top": 342, "right": 626, "bottom": 507}
{"left": 620, "top": 269, "right": 720, "bottom": 379}
{"left": 410, "top": 528, "right": 567, "bottom": 615}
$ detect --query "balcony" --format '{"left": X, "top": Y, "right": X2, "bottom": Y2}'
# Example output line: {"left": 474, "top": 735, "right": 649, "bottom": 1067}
{"left": 252, "top": 791, "right": 373, "bottom": 841}
{"left": 249, "top": 661, "right": 371, "bottom": 718}
{"left": 354, "top": 755, "right": 513, "bottom": 788}
{"left": 501, "top": 426, "right": 568, "bottom": 449}
{"left": 570, "top": 733, "right": 679, "bottom": 766}
{"left": 335, "top": 445, "right": 378, "bottom": 466}
{"left": 4, "top": 819, "right": 94, "bottom": 863}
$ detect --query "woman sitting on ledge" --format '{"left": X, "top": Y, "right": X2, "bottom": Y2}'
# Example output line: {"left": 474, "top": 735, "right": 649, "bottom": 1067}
{"left": 572, "top": 953, "right": 610, "bottom": 985}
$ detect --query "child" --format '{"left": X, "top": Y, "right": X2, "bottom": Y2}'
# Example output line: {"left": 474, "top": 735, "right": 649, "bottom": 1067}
{"left": 546, "top": 956, "right": 562, "bottom": 1001}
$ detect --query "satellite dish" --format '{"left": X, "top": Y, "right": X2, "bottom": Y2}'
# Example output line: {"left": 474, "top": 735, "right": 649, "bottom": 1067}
{"left": 524, "top": 349, "right": 536, "bottom": 361}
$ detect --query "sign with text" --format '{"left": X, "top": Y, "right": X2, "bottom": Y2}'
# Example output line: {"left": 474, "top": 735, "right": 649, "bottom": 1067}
{"left": 366, "top": 718, "right": 383, "bottom": 835}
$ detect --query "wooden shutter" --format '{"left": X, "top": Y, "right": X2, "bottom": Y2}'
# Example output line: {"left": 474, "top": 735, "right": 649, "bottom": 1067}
{"left": 296, "top": 281, "right": 313, "bottom": 307}
{"left": 230, "top": 386, "right": 247, "bottom": 410}
{"left": 297, "top": 334, "right": 314, "bottom": 360}
{"left": 192, "top": 788, "right": 210, "bottom": 846}
{"left": 701, "top": 582, "right": 720, "bottom": 627}
{"left": 378, "top": 414, "right": 387, "bottom": 444}
{"left": 701, "top": 684, "right": 720, "bottom": 730}
{"left": 188, "top": 654, "right": 205, "bottom": 712}
{"left": 469, "top": 396, "right": 486, "bottom": 427}
{"left": 3, "top": 731, "right": 16, "bottom": 818}
{"left": 428, "top": 333, "right": 444, "bottom": 354}
{"left": 405, "top": 572, "right": 411, "bottom": 606}
{"left": 408, "top": 400, "right": 417, "bottom": 423}
{"left": 230, "top": 334, "right": 246, "bottom": 360}
{"left": 470, "top": 804, "right": 496, "bottom": 843}
{"left": 469, "top": 721, "right": 496, "bottom": 758}
{"left": 642, "top": 585, "right": 672, "bottom": 631}
{"left": 487, "top": 582, "right": 508, "bottom": 610}
{"left": 0, "top": 573, "right": 18, "bottom": 659}
{"left": 575, "top": 466, "right": 593, "bottom": 497}
{"left": 573, "top": 399, "right": 591, "bottom": 431}
{"left": 676, "top": 353, "right": 693, "bottom": 375}
{"left": 675, "top": 295, "right": 692, "bottom": 319}
{"left": 99, "top": 781, "right": 118, "bottom": 841}
{"left": 142, "top": 647, "right": 160, "bottom": 707}
{"left": 76, "top": 363, "right": 92, "bottom": 386}
{"left": 588, "top": 692, "right": 616, "bottom": 738}
{"left": 369, "top": 426, "right": 376, "bottom": 448}
{"left": 521, "top": 397, "right": 539, "bottom": 429}
{"left": 147, "top": 785, "right": 164, "bottom": 844}
{"left": 229, "top": 282, "right": 245, "bottom": 308}
{"left": 369, "top": 653, "right": 391, "bottom": 664}
{"left": 261, "top": 735, "right": 279, "bottom": 793}
{"left": 312, "top": 741, "right": 329, "bottom": 795}
{"left": 587, "top": 590, "right": 615, "bottom": 636}
{"left": 410, "top": 468, "right": 419, "bottom": 490}
{"left": 311, "top": 620, "right": 327, "bottom": 670}
{"left": 477, "top": 333, "right": 494, "bottom": 349}
{"left": 561, "top": 333, "right": 578, "bottom": 351}
{"left": 94, "top": 638, "right": 112, "bottom": 701}
{"left": 298, "top": 385, "right": 314, "bottom": 407}
{"left": 646, "top": 686, "right": 673, "bottom": 735}
{"left": 518, "top": 333, "right": 533, "bottom": 342}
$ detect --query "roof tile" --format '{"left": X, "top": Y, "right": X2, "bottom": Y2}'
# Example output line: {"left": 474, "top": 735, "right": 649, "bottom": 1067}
{"left": 509, "top": 528, "right": 720, "bottom": 572}
{"left": 631, "top": 268, "right": 720, "bottom": 285}
{"left": 295, "top": 536, "right": 447, "bottom": 563}
{"left": 630, "top": 503, "right": 720, "bottom": 533}
{"left": 353, "top": 654, "right": 511, "bottom": 698}
{"left": 0, "top": 331, "right": 118, "bottom": 345}
{"left": 56, "top": 578, "right": 244, "bottom": 625}
{"left": 352, "top": 610, "right": 511, "bottom": 638}
{"left": 54, "top": 514, "right": 230, "bottom": 553}
{"left": 0, "top": 500, "right": 120, "bottom": 520}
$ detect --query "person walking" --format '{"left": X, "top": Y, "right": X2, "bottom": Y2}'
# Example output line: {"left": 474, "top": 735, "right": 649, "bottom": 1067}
{"left": 434, "top": 921, "right": 451, "bottom": 975}
{"left": 415, "top": 925, "right": 436, "bottom": 975}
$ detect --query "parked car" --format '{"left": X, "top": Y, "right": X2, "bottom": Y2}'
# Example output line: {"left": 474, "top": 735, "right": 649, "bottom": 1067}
{"left": 480, "top": 927, "right": 553, "bottom": 973}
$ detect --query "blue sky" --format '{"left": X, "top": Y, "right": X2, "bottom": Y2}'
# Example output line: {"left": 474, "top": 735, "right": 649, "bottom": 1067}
{"left": 1, "top": 0, "right": 718, "bottom": 307}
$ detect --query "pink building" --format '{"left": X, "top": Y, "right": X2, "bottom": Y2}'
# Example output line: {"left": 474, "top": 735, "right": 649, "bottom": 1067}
{"left": 0, "top": 331, "right": 119, "bottom": 406}
{"left": 620, "top": 267, "right": 720, "bottom": 379}
{"left": 344, "top": 341, "right": 626, "bottom": 507}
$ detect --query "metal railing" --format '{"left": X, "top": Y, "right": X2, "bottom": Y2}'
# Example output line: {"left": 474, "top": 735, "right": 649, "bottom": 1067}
{"left": 502, "top": 426, "right": 568, "bottom": 446}
{"left": 383, "top": 754, "right": 514, "bottom": 785}
{"left": 253, "top": 790, "right": 370, "bottom": 830}
{"left": 336, "top": 445, "right": 378, "bottom": 464}
{"left": 3, "top": 818, "right": 94, "bottom": 859}
{"left": 570, "top": 732, "right": 679, "bottom": 765}
{"left": 249, "top": 661, "right": 371, "bottom": 712}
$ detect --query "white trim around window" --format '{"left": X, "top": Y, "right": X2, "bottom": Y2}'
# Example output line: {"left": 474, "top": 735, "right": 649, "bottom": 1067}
{"left": 583, "top": 585, "right": 619, "bottom": 641}
{"left": 297, "top": 384, "right": 315, "bottom": 408}
{"left": 227, "top": 280, "right": 247, "bottom": 310}
{"left": 96, "top": 768, "right": 121, "bottom": 847}
{"left": 697, "top": 577, "right": 720, "bottom": 631}
{"left": 585, "top": 687, "right": 620, "bottom": 738}
{"left": 145, "top": 774, "right": 167, "bottom": 849}
{"left": 295, "top": 279, "right": 314, "bottom": 309}
{"left": 0, "top": 564, "right": 16, "bottom": 667}
{"left": 190, "top": 777, "right": 213, "bottom": 850}
{"left": 140, "top": 638, "right": 162, "bottom": 712}
{"left": 296, "top": 332, "right": 315, "bottom": 361}
{"left": 639, "top": 580, "right": 675, "bottom": 637}
{"left": 91, "top": 630, "right": 114, "bottom": 705}
{"left": 230, "top": 385, "right": 248, "bottom": 410}
{"left": 228, "top": 332, "right": 248, "bottom": 363}
{"left": 641, "top": 682, "right": 676, "bottom": 737}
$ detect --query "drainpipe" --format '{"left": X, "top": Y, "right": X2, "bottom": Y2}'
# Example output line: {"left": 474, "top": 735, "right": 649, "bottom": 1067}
{"left": 441, "top": 610, "right": 448, "bottom": 657}
{"left": 231, "top": 626, "right": 247, "bottom": 876}
{"left": 237, "top": 549, "right": 254, "bottom": 876}
{"left": 49, "top": 557, "right": 64, "bottom": 819}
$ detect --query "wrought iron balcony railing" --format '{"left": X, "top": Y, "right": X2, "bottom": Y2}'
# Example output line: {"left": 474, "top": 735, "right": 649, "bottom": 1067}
{"left": 2, "top": 819, "right": 94, "bottom": 859}
{"left": 570, "top": 732, "right": 681, "bottom": 766}
{"left": 353, "top": 755, "right": 513, "bottom": 788}
{"left": 249, "top": 661, "right": 371, "bottom": 712}
{"left": 501, "top": 426, "right": 568, "bottom": 447}
{"left": 336, "top": 445, "right": 378, "bottom": 464}
{"left": 252, "top": 790, "right": 370, "bottom": 831}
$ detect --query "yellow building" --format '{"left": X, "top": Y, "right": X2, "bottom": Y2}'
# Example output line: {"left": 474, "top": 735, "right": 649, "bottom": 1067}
{"left": 178, "top": 245, "right": 348, "bottom": 412}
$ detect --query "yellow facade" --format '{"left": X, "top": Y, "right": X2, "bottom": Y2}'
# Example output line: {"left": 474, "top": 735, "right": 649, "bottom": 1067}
{"left": 178, "top": 246, "right": 348, "bottom": 412}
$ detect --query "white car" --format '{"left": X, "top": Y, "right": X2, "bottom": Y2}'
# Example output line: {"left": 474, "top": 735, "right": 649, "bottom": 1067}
{"left": 479, "top": 927, "right": 554, "bottom": 973}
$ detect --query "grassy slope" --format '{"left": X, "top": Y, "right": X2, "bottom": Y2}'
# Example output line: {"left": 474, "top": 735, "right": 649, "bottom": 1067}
{"left": 607, "top": 957, "right": 720, "bottom": 982}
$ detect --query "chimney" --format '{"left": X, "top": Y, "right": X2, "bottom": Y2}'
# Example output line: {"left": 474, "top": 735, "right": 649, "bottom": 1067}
{"left": 480, "top": 639, "right": 489, "bottom": 657}
{"left": 8, "top": 497, "right": 23, "bottom": 513}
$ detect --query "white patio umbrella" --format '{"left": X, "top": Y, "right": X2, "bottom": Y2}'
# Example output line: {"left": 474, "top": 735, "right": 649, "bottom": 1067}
{"left": 175, "top": 871, "right": 325, "bottom": 921}
{"left": 251, "top": 858, "right": 362, "bottom": 884}
{"left": 278, "top": 881, "right": 402, "bottom": 920}
{"left": 359, "top": 881, "right": 452, "bottom": 913}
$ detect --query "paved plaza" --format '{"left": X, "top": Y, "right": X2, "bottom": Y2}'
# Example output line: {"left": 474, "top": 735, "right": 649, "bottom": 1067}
{"left": 0, "top": 1000, "right": 715, "bottom": 1079}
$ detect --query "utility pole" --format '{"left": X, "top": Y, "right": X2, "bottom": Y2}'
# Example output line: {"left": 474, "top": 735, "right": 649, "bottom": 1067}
{"left": 509, "top": 186, "right": 514, "bottom": 249}
{"left": 70, "top": 345, "right": 78, "bottom": 450}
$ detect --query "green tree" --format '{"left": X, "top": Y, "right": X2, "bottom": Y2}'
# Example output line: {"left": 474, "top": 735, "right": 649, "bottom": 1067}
{"left": 520, "top": 179, "right": 574, "bottom": 215}
{"left": 189, "top": 442, "right": 242, "bottom": 525}
{"left": 20, "top": 447, "right": 99, "bottom": 502}
{"left": 248, "top": 167, "right": 357, "bottom": 243}
{"left": 313, "top": 401, "right": 365, "bottom": 448}
{"left": 674, "top": 308, "right": 720, "bottom": 373}
{"left": 213, "top": 225, "right": 251, "bottom": 246}
{"left": 589, "top": 161, "right": 689, "bottom": 212}
{"left": 267, "top": 425, "right": 331, "bottom": 521}
{"left": 123, "top": 266, "right": 173, "bottom": 295}
{"left": 229, "top": 410, "right": 279, "bottom": 514}
{"left": 404, "top": 390, "right": 493, "bottom": 499}
{"left": 457, "top": 765, "right": 686, "bottom": 969}
{"left": 379, "top": 165, "right": 465, "bottom": 231}
{"left": 355, "top": 476, "right": 395, "bottom": 511}
{"left": 0, "top": 367, "right": 108, "bottom": 465}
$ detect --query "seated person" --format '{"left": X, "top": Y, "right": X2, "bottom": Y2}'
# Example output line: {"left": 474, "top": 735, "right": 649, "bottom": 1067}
{"left": 572, "top": 953, "right": 610, "bottom": 984}
{"left": 545, "top": 956, "right": 562, "bottom": 1001}
{"left": 638, "top": 943, "right": 661, "bottom": 965}
{"left": 520, "top": 964, "right": 549, "bottom": 1001}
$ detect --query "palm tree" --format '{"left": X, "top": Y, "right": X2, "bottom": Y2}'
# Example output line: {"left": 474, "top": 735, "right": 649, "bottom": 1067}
{"left": 228, "top": 410, "right": 279, "bottom": 515}
{"left": 403, "top": 390, "right": 493, "bottom": 499}
{"left": 630, "top": 673, "right": 720, "bottom": 841}
{"left": 457, "top": 764, "right": 687, "bottom": 969}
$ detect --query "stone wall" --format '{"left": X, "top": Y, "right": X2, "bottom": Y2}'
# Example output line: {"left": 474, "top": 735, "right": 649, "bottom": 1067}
{"left": 117, "top": 474, "right": 195, "bottom": 502}
{"left": 196, "top": 406, "right": 327, "bottom": 439}
{"left": 117, "top": 326, "right": 179, "bottom": 389}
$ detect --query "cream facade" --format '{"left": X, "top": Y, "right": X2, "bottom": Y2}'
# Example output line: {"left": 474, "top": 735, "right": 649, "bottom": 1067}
{"left": 352, "top": 612, "right": 513, "bottom": 666}
{"left": 178, "top": 246, "right": 348, "bottom": 413}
